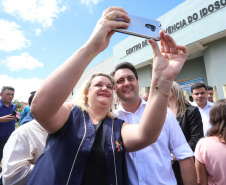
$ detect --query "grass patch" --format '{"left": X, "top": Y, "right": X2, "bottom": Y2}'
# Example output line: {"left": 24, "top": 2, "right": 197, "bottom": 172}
{"left": 15, "top": 122, "right": 19, "bottom": 129}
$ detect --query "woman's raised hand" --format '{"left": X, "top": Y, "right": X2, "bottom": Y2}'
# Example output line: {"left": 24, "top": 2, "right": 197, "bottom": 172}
{"left": 84, "top": 7, "right": 130, "bottom": 55}
{"left": 148, "top": 30, "right": 188, "bottom": 83}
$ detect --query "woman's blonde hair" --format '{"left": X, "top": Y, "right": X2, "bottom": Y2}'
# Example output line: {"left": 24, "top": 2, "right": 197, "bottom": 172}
{"left": 171, "top": 81, "right": 191, "bottom": 117}
{"left": 71, "top": 73, "right": 115, "bottom": 118}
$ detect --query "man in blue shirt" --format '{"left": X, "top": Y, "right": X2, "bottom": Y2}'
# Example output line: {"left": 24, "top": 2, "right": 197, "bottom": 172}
{"left": 0, "top": 86, "right": 17, "bottom": 166}
{"left": 18, "top": 106, "right": 30, "bottom": 124}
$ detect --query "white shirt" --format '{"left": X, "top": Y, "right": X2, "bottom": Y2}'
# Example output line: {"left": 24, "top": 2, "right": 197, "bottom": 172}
{"left": 116, "top": 98, "right": 193, "bottom": 185}
{"left": 2, "top": 120, "right": 48, "bottom": 185}
{"left": 190, "top": 101, "right": 213, "bottom": 136}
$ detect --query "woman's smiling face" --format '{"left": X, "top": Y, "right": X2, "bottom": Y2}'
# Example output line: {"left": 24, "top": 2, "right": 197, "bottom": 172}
{"left": 86, "top": 76, "right": 114, "bottom": 107}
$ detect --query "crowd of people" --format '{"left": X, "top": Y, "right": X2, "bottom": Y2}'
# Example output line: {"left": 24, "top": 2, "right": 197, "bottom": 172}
{"left": 0, "top": 7, "right": 226, "bottom": 185}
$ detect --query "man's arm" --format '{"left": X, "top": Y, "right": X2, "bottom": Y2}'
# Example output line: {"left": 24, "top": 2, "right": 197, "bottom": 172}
{"left": 179, "top": 157, "right": 197, "bottom": 185}
{"left": 0, "top": 115, "right": 15, "bottom": 122}
{"left": 168, "top": 109, "right": 196, "bottom": 184}
{"left": 2, "top": 132, "right": 35, "bottom": 185}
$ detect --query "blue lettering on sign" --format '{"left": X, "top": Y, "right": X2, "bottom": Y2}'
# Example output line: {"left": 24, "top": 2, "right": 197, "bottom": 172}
{"left": 126, "top": 39, "right": 149, "bottom": 55}
{"left": 165, "top": 0, "right": 226, "bottom": 34}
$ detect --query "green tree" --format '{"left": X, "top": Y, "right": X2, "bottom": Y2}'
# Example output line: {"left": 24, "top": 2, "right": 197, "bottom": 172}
{"left": 12, "top": 99, "right": 22, "bottom": 110}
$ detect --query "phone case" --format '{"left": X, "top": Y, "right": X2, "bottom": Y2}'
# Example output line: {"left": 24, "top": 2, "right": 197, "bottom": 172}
{"left": 113, "top": 14, "right": 161, "bottom": 41}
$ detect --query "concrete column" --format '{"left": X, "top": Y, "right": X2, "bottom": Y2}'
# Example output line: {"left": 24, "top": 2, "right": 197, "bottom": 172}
{"left": 203, "top": 37, "right": 226, "bottom": 99}
{"left": 223, "top": 84, "right": 226, "bottom": 99}
{"left": 212, "top": 86, "right": 219, "bottom": 102}
{"left": 140, "top": 87, "right": 150, "bottom": 95}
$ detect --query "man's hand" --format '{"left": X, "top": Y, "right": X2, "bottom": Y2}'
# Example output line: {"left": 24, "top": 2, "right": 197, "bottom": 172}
{"left": 0, "top": 115, "right": 15, "bottom": 122}
{"left": 148, "top": 30, "right": 188, "bottom": 83}
{"left": 171, "top": 153, "right": 176, "bottom": 165}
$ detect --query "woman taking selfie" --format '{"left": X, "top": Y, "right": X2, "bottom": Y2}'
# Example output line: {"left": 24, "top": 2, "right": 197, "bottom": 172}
{"left": 169, "top": 81, "right": 203, "bottom": 185}
{"left": 195, "top": 99, "right": 226, "bottom": 185}
{"left": 27, "top": 7, "right": 188, "bottom": 185}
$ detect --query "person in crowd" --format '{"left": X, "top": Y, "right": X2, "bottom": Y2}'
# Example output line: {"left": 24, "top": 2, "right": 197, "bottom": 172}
{"left": 19, "top": 92, "right": 36, "bottom": 126}
{"left": 2, "top": 119, "right": 48, "bottom": 185}
{"left": 19, "top": 91, "right": 36, "bottom": 125}
{"left": 195, "top": 99, "right": 226, "bottom": 185}
{"left": 169, "top": 81, "right": 204, "bottom": 185}
{"left": 190, "top": 83, "right": 213, "bottom": 136}
{"left": 27, "top": 7, "right": 187, "bottom": 185}
{"left": 0, "top": 86, "right": 16, "bottom": 172}
{"left": 169, "top": 82, "right": 204, "bottom": 150}
{"left": 19, "top": 112, "right": 34, "bottom": 126}
{"left": 140, "top": 92, "right": 149, "bottom": 101}
{"left": 111, "top": 63, "right": 196, "bottom": 185}
{"left": 206, "top": 86, "right": 214, "bottom": 103}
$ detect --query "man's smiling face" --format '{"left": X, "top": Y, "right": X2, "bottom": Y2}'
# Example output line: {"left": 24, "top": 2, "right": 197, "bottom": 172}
{"left": 114, "top": 68, "right": 139, "bottom": 103}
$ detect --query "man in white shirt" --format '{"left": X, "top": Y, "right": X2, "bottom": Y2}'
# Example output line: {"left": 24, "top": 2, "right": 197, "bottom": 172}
{"left": 140, "top": 93, "right": 149, "bottom": 101}
{"left": 190, "top": 83, "right": 213, "bottom": 136}
{"left": 206, "top": 86, "right": 214, "bottom": 103}
{"left": 2, "top": 120, "right": 48, "bottom": 185}
{"left": 111, "top": 62, "right": 196, "bottom": 185}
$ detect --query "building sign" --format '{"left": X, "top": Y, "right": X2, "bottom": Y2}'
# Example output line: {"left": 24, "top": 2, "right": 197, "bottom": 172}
{"left": 125, "top": 39, "right": 149, "bottom": 55}
{"left": 124, "top": 0, "right": 226, "bottom": 56}
{"left": 165, "top": 0, "right": 226, "bottom": 34}
{"left": 178, "top": 78, "right": 204, "bottom": 95}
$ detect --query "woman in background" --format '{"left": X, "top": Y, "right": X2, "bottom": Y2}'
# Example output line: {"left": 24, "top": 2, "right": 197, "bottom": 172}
{"left": 195, "top": 99, "right": 226, "bottom": 185}
{"left": 169, "top": 81, "right": 204, "bottom": 185}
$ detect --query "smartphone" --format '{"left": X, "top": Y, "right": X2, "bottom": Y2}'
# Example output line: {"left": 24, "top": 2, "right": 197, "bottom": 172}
{"left": 11, "top": 110, "right": 17, "bottom": 116}
{"left": 113, "top": 14, "right": 161, "bottom": 41}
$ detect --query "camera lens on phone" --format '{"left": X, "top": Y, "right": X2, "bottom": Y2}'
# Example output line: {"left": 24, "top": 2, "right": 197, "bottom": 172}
{"left": 145, "top": 24, "right": 156, "bottom": 32}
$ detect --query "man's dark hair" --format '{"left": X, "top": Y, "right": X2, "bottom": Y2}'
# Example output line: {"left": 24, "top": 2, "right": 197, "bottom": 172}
{"left": 28, "top": 91, "right": 36, "bottom": 105}
{"left": 191, "top": 82, "right": 207, "bottom": 93}
{"left": 207, "top": 86, "right": 213, "bottom": 91}
{"left": 30, "top": 91, "right": 36, "bottom": 95}
{"left": 110, "top": 62, "right": 138, "bottom": 80}
{"left": 1, "top": 86, "right": 15, "bottom": 94}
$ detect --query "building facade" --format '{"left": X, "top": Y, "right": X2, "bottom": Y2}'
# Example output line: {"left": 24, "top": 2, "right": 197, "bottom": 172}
{"left": 70, "top": 0, "right": 226, "bottom": 101}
